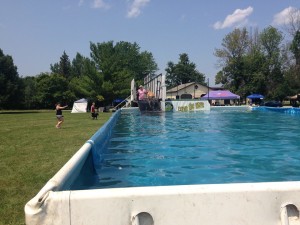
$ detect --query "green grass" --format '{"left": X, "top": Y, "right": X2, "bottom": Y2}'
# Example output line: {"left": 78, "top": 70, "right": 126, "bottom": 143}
{"left": 0, "top": 110, "right": 112, "bottom": 225}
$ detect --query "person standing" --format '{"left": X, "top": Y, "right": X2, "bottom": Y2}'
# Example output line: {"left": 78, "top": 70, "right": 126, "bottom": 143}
{"left": 91, "top": 102, "right": 98, "bottom": 119}
{"left": 55, "top": 103, "right": 68, "bottom": 128}
{"left": 137, "top": 85, "right": 148, "bottom": 100}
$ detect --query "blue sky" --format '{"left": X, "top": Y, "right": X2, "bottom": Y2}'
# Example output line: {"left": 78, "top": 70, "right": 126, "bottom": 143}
{"left": 1, "top": 0, "right": 300, "bottom": 84}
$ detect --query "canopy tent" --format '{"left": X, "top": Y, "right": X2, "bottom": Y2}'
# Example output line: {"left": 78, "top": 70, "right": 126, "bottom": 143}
{"left": 287, "top": 94, "right": 300, "bottom": 100}
{"left": 71, "top": 98, "right": 87, "bottom": 113}
{"left": 201, "top": 90, "right": 240, "bottom": 100}
{"left": 112, "top": 98, "right": 127, "bottom": 107}
{"left": 247, "top": 94, "right": 264, "bottom": 99}
{"left": 113, "top": 98, "right": 127, "bottom": 104}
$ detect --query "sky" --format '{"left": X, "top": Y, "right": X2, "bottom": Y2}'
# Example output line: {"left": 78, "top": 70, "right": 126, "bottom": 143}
{"left": 1, "top": 0, "right": 300, "bottom": 85}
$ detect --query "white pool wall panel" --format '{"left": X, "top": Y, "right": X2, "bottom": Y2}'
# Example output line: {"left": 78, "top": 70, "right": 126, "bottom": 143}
{"left": 25, "top": 142, "right": 91, "bottom": 225}
{"left": 26, "top": 182, "right": 300, "bottom": 225}
{"left": 68, "top": 182, "right": 300, "bottom": 225}
{"left": 25, "top": 108, "right": 300, "bottom": 225}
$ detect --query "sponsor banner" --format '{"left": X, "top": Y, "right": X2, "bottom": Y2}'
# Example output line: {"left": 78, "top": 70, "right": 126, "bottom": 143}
{"left": 165, "top": 100, "right": 210, "bottom": 112}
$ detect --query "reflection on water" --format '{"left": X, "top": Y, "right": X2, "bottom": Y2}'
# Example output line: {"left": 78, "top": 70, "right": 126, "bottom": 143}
{"left": 83, "top": 109, "right": 300, "bottom": 189}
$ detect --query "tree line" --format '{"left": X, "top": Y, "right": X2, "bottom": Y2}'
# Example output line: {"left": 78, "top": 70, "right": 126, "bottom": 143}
{"left": 1, "top": 19, "right": 300, "bottom": 109}
{"left": 1, "top": 39, "right": 207, "bottom": 110}
{"left": 0, "top": 41, "right": 159, "bottom": 109}
{"left": 214, "top": 25, "right": 300, "bottom": 101}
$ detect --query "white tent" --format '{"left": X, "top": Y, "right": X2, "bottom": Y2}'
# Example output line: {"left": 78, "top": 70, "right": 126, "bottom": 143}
{"left": 71, "top": 98, "right": 87, "bottom": 113}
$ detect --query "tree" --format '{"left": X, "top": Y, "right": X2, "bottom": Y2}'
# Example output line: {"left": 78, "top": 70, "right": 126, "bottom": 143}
{"left": 284, "top": 7, "right": 300, "bottom": 37}
{"left": 290, "top": 30, "right": 300, "bottom": 66}
{"left": 214, "top": 27, "right": 289, "bottom": 100}
{"left": 0, "top": 49, "right": 23, "bottom": 109}
{"left": 165, "top": 61, "right": 177, "bottom": 88}
{"left": 283, "top": 30, "right": 300, "bottom": 95}
{"left": 35, "top": 73, "right": 74, "bottom": 109}
{"left": 259, "top": 26, "right": 284, "bottom": 99}
{"left": 215, "top": 70, "right": 228, "bottom": 87}
{"left": 90, "top": 41, "right": 158, "bottom": 103}
{"left": 214, "top": 28, "right": 249, "bottom": 92}
{"left": 283, "top": 66, "right": 300, "bottom": 95}
{"left": 23, "top": 76, "right": 38, "bottom": 109}
{"left": 240, "top": 29, "right": 267, "bottom": 97}
{"left": 50, "top": 51, "right": 72, "bottom": 80}
{"left": 71, "top": 53, "right": 86, "bottom": 78}
{"left": 136, "top": 51, "right": 158, "bottom": 81}
{"left": 69, "top": 57, "right": 103, "bottom": 101}
{"left": 165, "top": 53, "right": 206, "bottom": 88}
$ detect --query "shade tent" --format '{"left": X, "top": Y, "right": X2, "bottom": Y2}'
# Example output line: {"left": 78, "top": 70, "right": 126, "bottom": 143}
{"left": 287, "top": 94, "right": 300, "bottom": 100}
{"left": 112, "top": 98, "right": 127, "bottom": 107}
{"left": 71, "top": 98, "right": 88, "bottom": 113}
{"left": 247, "top": 94, "right": 264, "bottom": 99}
{"left": 113, "top": 98, "right": 127, "bottom": 103}
{"left": 201, "top": 90, "right": 240, "bottom": 100}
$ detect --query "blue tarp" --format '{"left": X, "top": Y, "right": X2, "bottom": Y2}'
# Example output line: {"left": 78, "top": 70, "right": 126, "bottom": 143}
{"left": 113, "top": 99, "right": 127, "bottom": 103}
{"left": 247, "top": 94, "right": 264, "bottom": 99}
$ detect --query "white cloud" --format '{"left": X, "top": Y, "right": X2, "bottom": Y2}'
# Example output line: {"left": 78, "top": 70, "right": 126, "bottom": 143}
{"left": 272, "top": 6, "right": 300, "bottom": 26}
{"left": 92, "top": 0, "right": 110, "bottom": 9}
{"left": 213, "top": 6, "right": 253, "bottom": 30}
{"left": 127, "top": 0, "right": 150, "bottom": 18}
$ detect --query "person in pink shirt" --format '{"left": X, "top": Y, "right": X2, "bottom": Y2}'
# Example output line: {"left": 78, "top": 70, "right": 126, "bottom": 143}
{"left": 137, "top": 85, "right": 148, "bottom": 100}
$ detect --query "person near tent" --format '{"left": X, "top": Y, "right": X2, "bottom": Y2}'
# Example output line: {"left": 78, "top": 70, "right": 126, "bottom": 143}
{"left": 55, "top": 103, "right": 68, "bottom": 128}
{"left": 91, "top": 102, "right": 98, "bottom": 119}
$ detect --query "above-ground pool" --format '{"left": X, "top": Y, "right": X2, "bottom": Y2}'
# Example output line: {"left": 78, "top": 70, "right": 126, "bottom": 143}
{"left": 25, "top": 105, "right": 300, "bottom": 225}
{"left": 71, "top": 107, "right": 300, "bottom": 190}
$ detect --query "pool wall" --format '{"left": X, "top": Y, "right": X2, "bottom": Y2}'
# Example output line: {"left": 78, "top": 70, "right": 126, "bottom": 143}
{"left": 250, "top": 106, "right": 300, "bottom": 114}
{"left": 25, "top": 108, "right": 300, "bottom": 225}
{"left": 25, "top": 110, "right": 120, "bottom": 224}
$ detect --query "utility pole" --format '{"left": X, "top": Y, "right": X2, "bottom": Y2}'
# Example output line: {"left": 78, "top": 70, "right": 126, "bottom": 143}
{"left": 207, "top": 78, "right": 210, "bottom": 101}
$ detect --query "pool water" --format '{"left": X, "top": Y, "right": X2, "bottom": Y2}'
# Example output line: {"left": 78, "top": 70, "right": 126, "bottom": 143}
{"left": 81, "top": 108, "right": 300, "bottom": 189}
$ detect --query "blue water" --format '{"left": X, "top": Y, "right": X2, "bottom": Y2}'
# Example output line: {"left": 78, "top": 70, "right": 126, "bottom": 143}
{"left": 84, "top": 108, "right": 300, "bottom": 189}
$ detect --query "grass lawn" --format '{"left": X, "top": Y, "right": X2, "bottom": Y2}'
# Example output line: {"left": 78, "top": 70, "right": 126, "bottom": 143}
{"left": 0, "top": 110, "right": 112, "bottom": 225}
